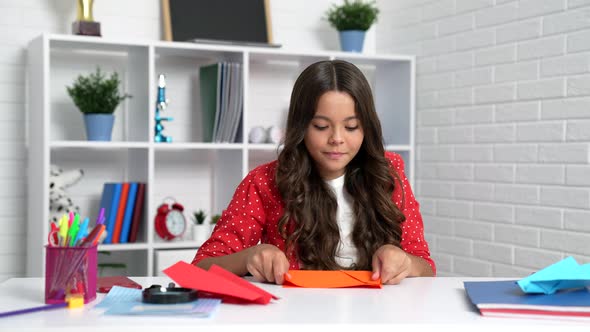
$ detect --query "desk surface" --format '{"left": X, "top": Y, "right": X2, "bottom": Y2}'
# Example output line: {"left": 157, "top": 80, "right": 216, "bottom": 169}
{"left": 0, "top": 277, "right": 588, "bottom": 332}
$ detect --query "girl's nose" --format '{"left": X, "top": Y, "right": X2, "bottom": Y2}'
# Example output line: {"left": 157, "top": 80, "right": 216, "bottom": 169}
{"left": 329, "top": 130, "right": 344, "bottom": 145}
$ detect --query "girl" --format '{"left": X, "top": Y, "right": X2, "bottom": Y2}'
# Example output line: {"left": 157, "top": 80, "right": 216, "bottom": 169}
{"left": 192, "top": 60, "right": 435, "bottom": 285}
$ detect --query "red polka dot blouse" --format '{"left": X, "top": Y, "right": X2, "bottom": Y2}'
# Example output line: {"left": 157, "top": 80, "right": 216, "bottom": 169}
{"left": 192, "top": 151, "right": 436, "bottom": 275}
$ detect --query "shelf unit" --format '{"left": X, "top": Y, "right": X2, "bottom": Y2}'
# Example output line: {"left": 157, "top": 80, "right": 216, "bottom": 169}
{"left": 26, "top": 33, "right": 415, "bottom": 277}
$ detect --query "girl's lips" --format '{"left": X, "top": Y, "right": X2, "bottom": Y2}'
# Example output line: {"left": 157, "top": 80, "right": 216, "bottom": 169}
{"left": 324, "top": 152, "right": 345, "bottom": 159}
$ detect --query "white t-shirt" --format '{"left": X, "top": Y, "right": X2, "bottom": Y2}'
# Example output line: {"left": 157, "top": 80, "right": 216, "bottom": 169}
{"left": 325, "top": 174, "right": 357, "bottom": 268}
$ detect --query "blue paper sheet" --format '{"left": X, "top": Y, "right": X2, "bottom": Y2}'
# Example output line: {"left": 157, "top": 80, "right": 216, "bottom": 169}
{"left": 517, "top": 256, "right": 590, "bottom": 294}
{"left": 94, "top": 286, "right": 221, "bottom": 317}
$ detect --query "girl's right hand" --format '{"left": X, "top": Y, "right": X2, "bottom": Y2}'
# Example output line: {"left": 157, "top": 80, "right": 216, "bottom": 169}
{"left": 245, "top": 244, "right": 290, "bottom": 285}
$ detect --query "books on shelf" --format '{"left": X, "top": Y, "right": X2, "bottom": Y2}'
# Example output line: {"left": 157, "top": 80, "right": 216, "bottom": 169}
{"left": 464, "top": 280, "right": 590, "bottom": 320}
{"left": 199, "top": 61, "right": 243, "bottom": 143}
{"left": 100, "top": 183, "right": 122, "bottom": 244}
{"left": 111, "top": 183, "right": 129, "bottom": 244}
{"left": 128, "top": 183, "right": 145, "bottom": 243}
{"left": 98, "top": 182, "right": 146, "bottom": 244}
{"left": 119, "top": 182, "right": 138, "bottom": 244}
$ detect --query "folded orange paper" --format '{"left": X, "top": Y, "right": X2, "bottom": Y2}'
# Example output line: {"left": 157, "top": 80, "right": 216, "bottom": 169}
{"left": 283, "top": 270, "right": 381, "bottom": 288}
{"left": 164, "top": 261, "right": 278, "bottom": 304}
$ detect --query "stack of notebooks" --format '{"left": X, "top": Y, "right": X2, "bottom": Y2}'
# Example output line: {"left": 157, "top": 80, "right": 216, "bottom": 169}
{"left": 464, "top": 280, "right": 590, "bottom": 320}
{"left": 98, "top": 182, "right": 146, "bottom": 244}
{"left": 199, "top": 61, "right": 243, "bottom": 143}
{"left": 464, "top": 257, "right": 590, "bottom": 320}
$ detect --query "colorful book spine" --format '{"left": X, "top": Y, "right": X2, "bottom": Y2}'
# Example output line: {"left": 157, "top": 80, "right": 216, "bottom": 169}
{"left": 119, "top": 182, "right": 138, "bottom": 243}
{"left": 111, "top": 183, "right": 130, "bottom": 244}
{"left": 128, "top": 183, "right": 146, "bottom": 243}
{"left": 101, "top": 183, "right": 122, "bottom": 244}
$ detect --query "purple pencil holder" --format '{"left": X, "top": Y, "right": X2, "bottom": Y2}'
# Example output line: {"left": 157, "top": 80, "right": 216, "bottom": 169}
{"left": 45, "top": 245, "right": 97, "bottom": 304}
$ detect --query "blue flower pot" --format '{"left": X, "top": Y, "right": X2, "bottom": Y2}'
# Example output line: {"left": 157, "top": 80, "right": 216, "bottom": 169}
{"left": 84, "top": 114, "right": 114, "bottom": 141}
{"left": 339, "top": 30, "right": 366, "bottom": 53}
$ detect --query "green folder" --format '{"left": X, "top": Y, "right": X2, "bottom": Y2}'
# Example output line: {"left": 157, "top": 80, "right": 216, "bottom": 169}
{"left": 199, "top": 63, "right": 220, "bottom": 142}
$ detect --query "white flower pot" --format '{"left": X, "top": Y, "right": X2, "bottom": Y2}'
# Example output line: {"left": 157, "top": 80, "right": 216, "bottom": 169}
{"left": 192, "top": 224, "right": 211, "bottom": 246}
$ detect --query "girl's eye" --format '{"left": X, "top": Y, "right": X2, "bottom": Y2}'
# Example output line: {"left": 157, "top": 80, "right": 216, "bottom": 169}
{"left": 346, "top": 126, "right": 359, "bottom": 131}
{"left": 313, "top": 125, "right": 328, "bottom": 130}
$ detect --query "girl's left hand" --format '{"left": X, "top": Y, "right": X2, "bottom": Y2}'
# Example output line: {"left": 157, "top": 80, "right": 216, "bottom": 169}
{"left": 371, "top": 244, "right": 412, "bottom": 285}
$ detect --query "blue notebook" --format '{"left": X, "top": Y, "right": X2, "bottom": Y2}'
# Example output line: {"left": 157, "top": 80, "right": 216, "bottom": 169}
{"left": 100, "top": 183, "right": 122, "bottom": 244}
{"left": 464, "top": 280, "right": 590, "bottom": 319}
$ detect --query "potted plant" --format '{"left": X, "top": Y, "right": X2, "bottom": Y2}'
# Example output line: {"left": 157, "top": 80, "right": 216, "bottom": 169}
{"left": 325, "top": 0, "right": 379, "bottom": 53}
{"left": 211, "top": 214, "right": 221, "bottom": 226}
{"left": 66, "top": 67, "right": 131, "bottom": 141}
{"left": 191, "top": 209, "right": 210, "bottom": 245}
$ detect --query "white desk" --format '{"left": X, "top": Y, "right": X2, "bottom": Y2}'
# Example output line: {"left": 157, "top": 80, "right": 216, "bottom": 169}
{"left": 0, "top": 277, "right": 587, "bottom": 332}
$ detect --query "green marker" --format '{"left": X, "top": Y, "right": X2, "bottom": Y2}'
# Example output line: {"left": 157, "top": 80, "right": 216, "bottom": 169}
{"left": 67, "top": 213, "right": 81, "bottom": 247}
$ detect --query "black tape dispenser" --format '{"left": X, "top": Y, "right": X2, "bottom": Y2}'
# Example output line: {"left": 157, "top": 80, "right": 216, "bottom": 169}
{"left": 142, "top": 282, "right": 198, "bottom": 304}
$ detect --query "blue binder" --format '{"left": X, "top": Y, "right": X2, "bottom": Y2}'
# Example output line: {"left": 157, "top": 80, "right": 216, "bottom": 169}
{"left": 99, "top": 183, "right": 122, "bottom": 244}
{"left": 464, "top": 280, "right": 590, "bottom": 318}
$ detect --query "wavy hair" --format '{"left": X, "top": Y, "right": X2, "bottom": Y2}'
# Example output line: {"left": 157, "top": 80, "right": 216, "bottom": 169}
{"left": 276, "top": 60, "right": 405, "bottom": 270}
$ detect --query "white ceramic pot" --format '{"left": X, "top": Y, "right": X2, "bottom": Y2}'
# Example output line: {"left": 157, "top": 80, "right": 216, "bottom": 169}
{"left": 192, "top": 224, "right": 212, "bottom": 246}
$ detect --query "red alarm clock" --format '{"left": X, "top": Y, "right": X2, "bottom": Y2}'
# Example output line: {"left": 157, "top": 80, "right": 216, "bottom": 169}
{"left": 155, "top": 199, "right": 187, "bottom": 240}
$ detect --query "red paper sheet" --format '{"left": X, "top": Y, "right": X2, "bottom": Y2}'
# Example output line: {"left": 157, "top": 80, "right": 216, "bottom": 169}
{"left": 283, "top": 270, "right": 382, "bottom": 288}
{"left": 163, "top": 261, "right": 278, "bottom": 304}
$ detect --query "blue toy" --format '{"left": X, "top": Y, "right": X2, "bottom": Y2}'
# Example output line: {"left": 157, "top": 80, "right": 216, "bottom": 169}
{"left": 154, "top": 74, "right": 172, "bottom": 143}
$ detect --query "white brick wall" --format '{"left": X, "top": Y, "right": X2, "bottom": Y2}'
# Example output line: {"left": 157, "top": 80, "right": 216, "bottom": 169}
{"left": 0, "top": 0, "right": 374, "bottom": 281}
{"left": 378, "top": 0, "right": 590, "bottom": 276}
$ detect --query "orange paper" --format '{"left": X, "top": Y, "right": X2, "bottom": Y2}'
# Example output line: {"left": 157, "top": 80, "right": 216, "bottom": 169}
{"left": 163, "top": 261, "right": 278, "bottom": 304}
{"left": 283, "top": 270, "right": 382, "bottom": 288}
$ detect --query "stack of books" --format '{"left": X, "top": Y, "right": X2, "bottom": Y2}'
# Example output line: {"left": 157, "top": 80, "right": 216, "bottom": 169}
{"left": 464, "top": 280, "right": 590, "bottom": 320}
{"left": 465, "top": 256, "right": 590, "bottom": 320}
{"left": 199, "top": 61, "right": 243, "bottom": 143}
{"left": 98, "top": 182, "right": 146, "bottom": 244}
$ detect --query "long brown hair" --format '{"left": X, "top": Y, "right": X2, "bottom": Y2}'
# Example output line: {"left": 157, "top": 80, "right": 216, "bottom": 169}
{"left": 276, "top": 60, "right": 405, "bottom": 270}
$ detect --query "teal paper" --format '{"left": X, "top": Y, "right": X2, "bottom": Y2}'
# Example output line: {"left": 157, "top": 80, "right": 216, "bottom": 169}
{"left": 517, "top": 256, "right": 590, "bottom": 294}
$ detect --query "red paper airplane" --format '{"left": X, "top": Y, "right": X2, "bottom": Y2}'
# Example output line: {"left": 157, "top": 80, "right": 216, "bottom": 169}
{"left": 163, "top": 261, "right": 279, "bottom": 304}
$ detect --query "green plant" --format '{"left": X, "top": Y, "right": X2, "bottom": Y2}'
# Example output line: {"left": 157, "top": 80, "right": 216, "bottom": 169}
{"left": 192, "top": 210, "right": 207, "bottom": 225}
{"left": 211, "top": 214, "right": 221, "bottom": 225}
{"left": 325, "top": 0, "right": 379, "bottom": 31}
{"left": 66, "top": 67, "right": 132, "bottom": 114}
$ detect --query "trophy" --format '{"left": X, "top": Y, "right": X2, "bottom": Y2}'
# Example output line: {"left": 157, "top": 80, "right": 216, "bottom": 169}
{"left": 72, "top": 0, "right": 101, "bottom": 36}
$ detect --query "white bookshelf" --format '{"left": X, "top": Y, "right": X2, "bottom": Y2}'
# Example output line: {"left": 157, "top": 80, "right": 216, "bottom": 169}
{"left": 26, "top": 33, "right": 415, "bottom": 277}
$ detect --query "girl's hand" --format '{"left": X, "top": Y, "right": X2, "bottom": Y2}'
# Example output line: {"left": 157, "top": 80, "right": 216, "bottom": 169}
{"left": 371, "top": 244, "right": 412, "bottom": 285}
{"left": 245, "top": 244, "right": 290, "bottom": 285}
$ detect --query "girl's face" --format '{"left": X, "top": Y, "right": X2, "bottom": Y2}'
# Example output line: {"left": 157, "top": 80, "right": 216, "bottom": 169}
{"left": 304, "top": 91, "right": 364, "bottom": 180}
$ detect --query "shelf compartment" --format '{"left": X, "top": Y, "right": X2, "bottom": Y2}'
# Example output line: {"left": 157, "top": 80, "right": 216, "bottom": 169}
{"left": 153, "top": 149, "right": 243, "bottom": 244}
{"left": 246, "top": 53, "right": 329, "bottom": 144}
{"left": 97, "top": 249, "right": 148, "bottom": 277}
{"left": 154, "top": 47, "right": 244, "bottom": 143}
{"left": 48, "top": 41, "right": 149, "bottom": 143}
{"left": 49, "top": 148, "right": 149, "bottom": 242}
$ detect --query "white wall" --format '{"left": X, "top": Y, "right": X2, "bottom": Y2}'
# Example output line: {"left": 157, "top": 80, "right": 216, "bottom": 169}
{"left": 377, "top": 0, "right": 590, "bottom": 276}
{"left": 0, "top": 0, "right": 377, "bottom": 281}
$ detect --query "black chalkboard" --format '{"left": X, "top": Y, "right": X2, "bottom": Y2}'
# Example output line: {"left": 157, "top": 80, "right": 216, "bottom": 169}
{"left": 162, "top": 0, "right": 274, "bottom": 44}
